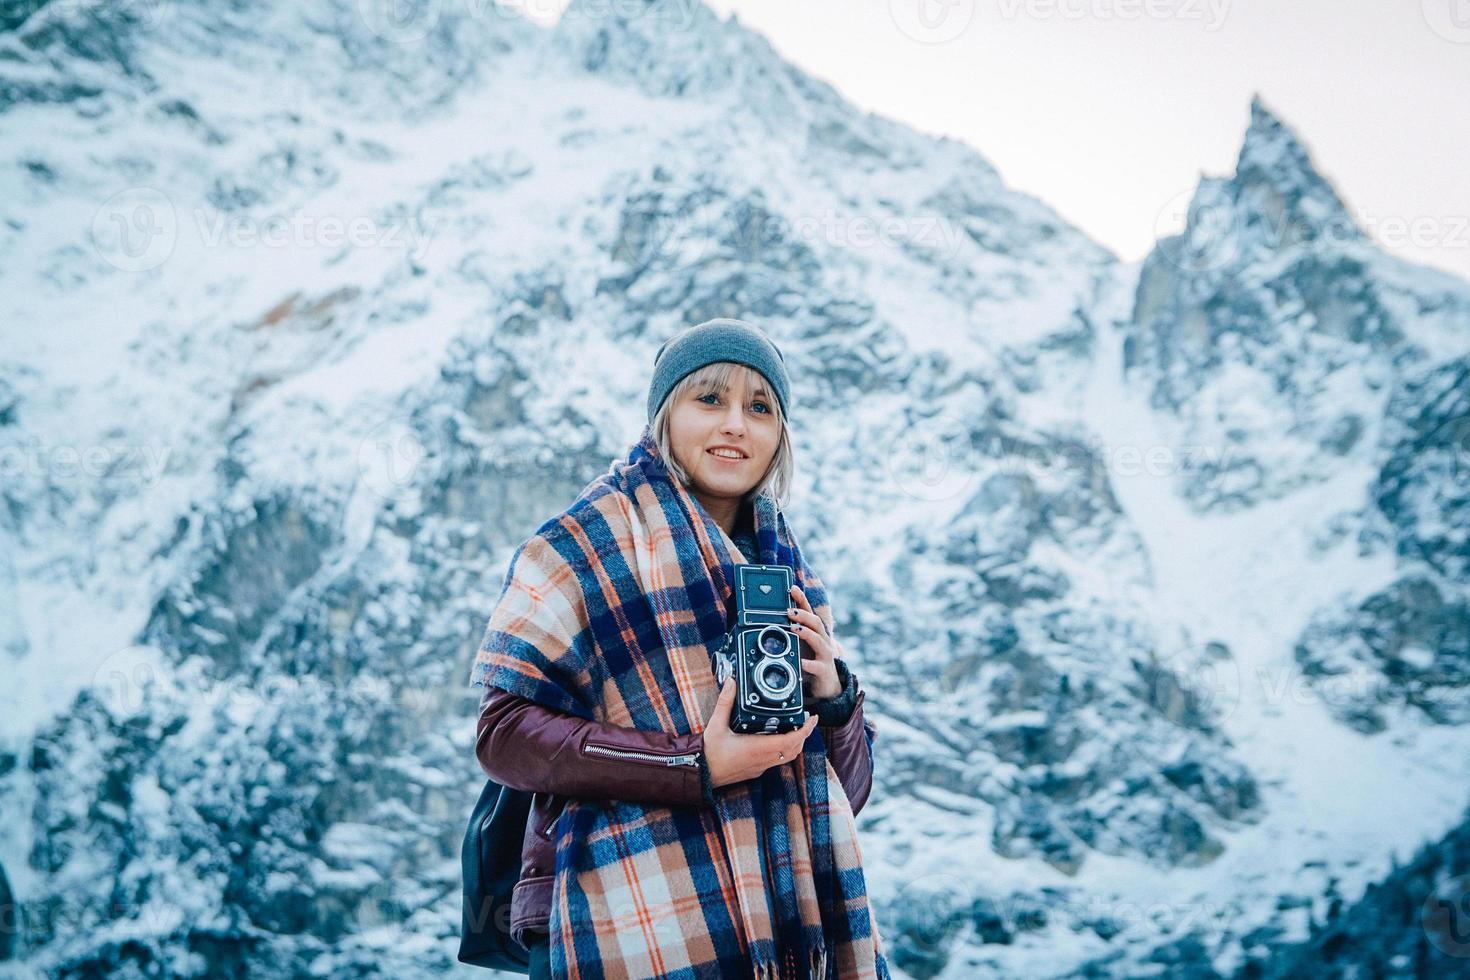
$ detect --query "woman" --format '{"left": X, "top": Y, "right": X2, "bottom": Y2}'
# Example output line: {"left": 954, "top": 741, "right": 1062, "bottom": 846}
{"left": 471, "top": 318, "right": 890, "bottom": 979}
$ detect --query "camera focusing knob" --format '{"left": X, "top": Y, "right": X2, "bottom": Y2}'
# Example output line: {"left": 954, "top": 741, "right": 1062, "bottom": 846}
{"left": 714, "top": 631, "right": 734, "bottom": 686}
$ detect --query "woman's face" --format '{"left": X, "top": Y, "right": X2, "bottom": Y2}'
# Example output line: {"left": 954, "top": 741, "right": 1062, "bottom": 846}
{"left": 667, "top": 367, "right": 781, "bottom": 506}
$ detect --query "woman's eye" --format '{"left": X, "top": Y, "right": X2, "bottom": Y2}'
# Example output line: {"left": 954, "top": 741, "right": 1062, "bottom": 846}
{"left": 697, "top": 393, "right": 768, "bottom": 413}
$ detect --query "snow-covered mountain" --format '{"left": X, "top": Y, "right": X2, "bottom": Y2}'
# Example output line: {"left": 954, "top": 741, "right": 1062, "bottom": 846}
{"left": 2, "top": 1, "right": 1467, "bottom": 976}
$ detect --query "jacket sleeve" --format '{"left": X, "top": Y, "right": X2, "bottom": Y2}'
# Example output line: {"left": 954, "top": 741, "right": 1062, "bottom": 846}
{"left": 475, "top": 683, "right": 709, "bottom": 808}
{"left": 810, "top": 659, "right": 877, "bottom": 815}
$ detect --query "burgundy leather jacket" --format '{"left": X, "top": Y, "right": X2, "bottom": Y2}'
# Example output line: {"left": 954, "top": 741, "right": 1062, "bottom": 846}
{"left": 474, "top": 661, "right": 878, "bottom": 949}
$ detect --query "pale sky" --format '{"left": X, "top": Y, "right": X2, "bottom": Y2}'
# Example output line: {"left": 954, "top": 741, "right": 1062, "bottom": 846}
{"left": 529, "top": 0, "right": 1470, "bottom": 284}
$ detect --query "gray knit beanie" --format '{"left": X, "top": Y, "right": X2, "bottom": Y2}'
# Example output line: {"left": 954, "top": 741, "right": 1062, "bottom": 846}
{"left": 645, "top": 318, "right": 791, "bottom": 426}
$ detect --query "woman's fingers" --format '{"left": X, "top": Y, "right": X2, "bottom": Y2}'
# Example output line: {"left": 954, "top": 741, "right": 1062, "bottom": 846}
{"left": 711, "top": 679, "right": 818, "bottom": 776}
{"left": 799, "top": 657, "right": 840, "bottom": 700}
{"left": 790, "top": 619, "right": 833, "bottom": 666}
{"left": 789, "top": 584, "right": 812, "bottom": 612}
{"left": 708, "top": 677, "right": 735, "bottom": 730}
{"left": 770, "top": 717, "right": 814, "bottom": 767}
{"left": 787, "top": 607, "right": 824, "bottom": 640}
{"left": 800, "top": 659, "right": 834, "bottom": 679}
{"left": 791, "top": 715, "right": 818, "bottom": 750}
{"left": 787, "top": 588, "right": 832, "bottom": 647}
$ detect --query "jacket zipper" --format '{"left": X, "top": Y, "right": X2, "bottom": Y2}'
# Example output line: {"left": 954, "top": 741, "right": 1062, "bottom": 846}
{"left": 537, "top": 793, "right": 563, "bottom": 838}
{"left": 583, "top": 741, "right": 701, "bottom": 768}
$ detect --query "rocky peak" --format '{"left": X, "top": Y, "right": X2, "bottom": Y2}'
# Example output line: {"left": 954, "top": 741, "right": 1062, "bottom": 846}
{"left": 1224, "top": 93, "right": 1364, "bottom": 257}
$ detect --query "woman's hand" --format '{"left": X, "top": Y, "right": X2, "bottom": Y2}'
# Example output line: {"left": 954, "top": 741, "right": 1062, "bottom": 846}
{"left": 702, "top": 678, "right": 818, "bottom": 789}
{"left": 787, "top": 584, "right": 841, "bottom": 700}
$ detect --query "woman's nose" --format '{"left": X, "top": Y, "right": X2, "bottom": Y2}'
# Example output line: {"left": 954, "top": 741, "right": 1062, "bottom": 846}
{"left": 720, "top": 403, "right": 745, "bottom": 432}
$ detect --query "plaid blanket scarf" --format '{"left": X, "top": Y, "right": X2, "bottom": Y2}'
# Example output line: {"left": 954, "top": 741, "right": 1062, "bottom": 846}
{"left": 470, "top": 425, "right": 891, "bottom": 980}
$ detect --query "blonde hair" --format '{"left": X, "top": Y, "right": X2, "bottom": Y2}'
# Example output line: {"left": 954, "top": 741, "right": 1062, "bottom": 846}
{"left": 651, "top": 361, "right": 794, "bottom": 508}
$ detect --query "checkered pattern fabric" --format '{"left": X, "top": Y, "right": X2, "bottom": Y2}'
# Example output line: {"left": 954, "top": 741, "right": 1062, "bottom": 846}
{"left": 471, "top": 425, "right": 890, "bottom": 980}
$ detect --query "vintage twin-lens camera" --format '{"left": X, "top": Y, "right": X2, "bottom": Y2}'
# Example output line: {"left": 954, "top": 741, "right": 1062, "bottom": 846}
{"left": 714, "top": 563, "right": 806, "bottom": 734}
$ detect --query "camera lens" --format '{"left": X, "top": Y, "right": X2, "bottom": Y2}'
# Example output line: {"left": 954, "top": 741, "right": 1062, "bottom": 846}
{"left": 761, "top": 662, "right": 789, "bottom": 690}
{"left": 752, "top": 657, "right": 797, "bottom": 701}
{"left": 758, "top": 628, "right": 788, "bottom": 656}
